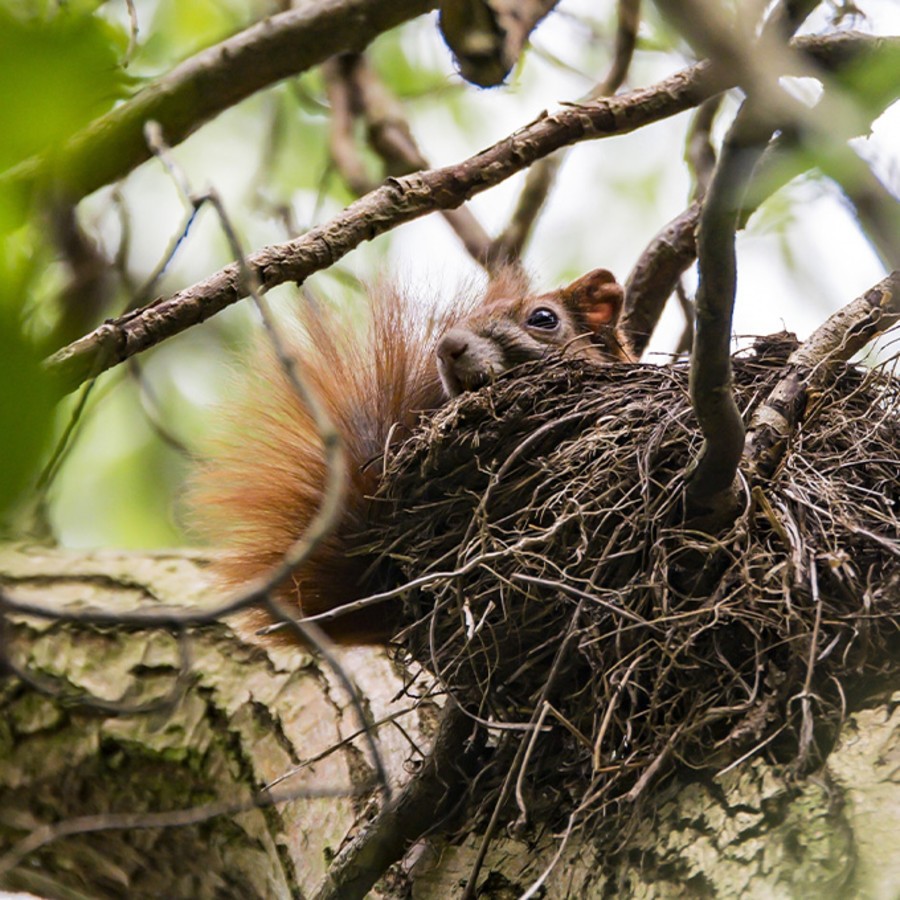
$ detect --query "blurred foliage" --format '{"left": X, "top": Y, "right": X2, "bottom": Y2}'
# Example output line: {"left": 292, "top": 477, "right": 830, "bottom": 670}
{"left": 0, "top": 0, "right": 130, "bottom": 521}
{"left": 0, "top": 2, "right": 131, "bottom": 171}
{"left": 831, "top": 38, "right": 900, "bottom": 122}
{"left": 134, "top": 0, "right": 260, "bottom": 71}
{"left": 0, "top": 235, "right": 56, "bottom": 518}
{"left": 0, "top": 0, "right": 895, "bottom": 547}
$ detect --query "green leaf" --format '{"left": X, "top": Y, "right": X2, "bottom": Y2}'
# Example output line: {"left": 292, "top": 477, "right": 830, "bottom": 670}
{"left": 0, "top": 3, "right": 131, "bottom": 172}
{"left": 0, "top": 309, "right": 55, "bottom": 514}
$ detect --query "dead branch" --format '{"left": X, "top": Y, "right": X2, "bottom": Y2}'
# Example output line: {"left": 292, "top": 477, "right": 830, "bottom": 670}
{"left": 745, "top": 271, "right": 900, "bottom": 478}
{"left": 44, "top": 31, "right": 889, "bottom": 393}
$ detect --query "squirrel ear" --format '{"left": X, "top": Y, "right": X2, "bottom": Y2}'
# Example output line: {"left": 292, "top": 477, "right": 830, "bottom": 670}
{"left": 563, "top": 268, "right": 624, "bottom": 333}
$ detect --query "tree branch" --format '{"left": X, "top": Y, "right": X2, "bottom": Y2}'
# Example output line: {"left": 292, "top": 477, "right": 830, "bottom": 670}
{"left": 744, "top": 271, "right": 900, "bottom": 479}
{"left": 621, "top": 32, "right": 900, "bottom": 357}
{"left": 337, "top": 53, "right": 497, "bottom": 268}
{"left": 1, "top": 0, "right": 439, "bottom": 203}
{"left": 312, "top": 702, "right": 477, "bottom": 900}
{"left": 45, "top": 31, "right": 889, "bottom": 392}
{"left": 45, "top": 59, "right": 725, "bottom": 391}
{"left": 587, "top": 0, "right": 643, "bottom": 100}
{"left": 686, "top": 101, "right": 776, "bottom": 519}
{"left": 684, "top": 96, "right": 720, "bottom": 201}
{"left": 490, "top": 0, "right": 642, "bottom": 261}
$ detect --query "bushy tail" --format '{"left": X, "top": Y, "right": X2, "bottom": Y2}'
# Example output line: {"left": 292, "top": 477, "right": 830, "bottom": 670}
{"left": 192, "top": 283, "right": 467, "bottom": 644}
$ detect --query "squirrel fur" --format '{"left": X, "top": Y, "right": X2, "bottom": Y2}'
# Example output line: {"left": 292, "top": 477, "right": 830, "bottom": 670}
{"left": 195, "top": 266, "right": 631, "bottom": 645}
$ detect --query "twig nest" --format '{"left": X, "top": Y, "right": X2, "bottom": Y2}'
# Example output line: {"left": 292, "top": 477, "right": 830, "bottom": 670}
{"left": 374, "top": 348, "right": 900, "bottom": 828}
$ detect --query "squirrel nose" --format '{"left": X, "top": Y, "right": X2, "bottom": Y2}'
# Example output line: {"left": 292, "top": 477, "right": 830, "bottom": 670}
{"left": 438, "top": 332, "right": 469, "bottom": 362}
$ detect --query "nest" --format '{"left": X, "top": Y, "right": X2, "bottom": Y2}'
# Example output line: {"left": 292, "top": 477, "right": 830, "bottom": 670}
{"left": 373, "top": 340, "right": 900, "bottom": 832}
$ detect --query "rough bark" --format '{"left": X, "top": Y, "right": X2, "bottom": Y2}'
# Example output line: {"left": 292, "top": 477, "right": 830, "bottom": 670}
{"left": 0, "top": 544, "right": 436, "bottom": 899}
{"left": 1, "top": 544, "right": 898, "bottom": 898}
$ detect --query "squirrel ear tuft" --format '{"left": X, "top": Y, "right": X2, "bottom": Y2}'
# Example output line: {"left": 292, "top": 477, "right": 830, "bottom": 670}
{"left": 563, "top": 268, "right": 624, "bottom": 332}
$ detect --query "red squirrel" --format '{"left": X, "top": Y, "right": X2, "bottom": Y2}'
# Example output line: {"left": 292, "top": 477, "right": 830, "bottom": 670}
{"left": 195, "top": 267, "right": 631, "bottom": 645}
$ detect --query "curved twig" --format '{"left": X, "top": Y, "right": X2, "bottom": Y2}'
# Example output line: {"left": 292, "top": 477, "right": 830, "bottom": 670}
{"left": 686, "top": 100, "right": 776, "bottom": 519}
{"left": 146, "top": 128, "right": 390, "bottom": 798}
{"left": 0, "top": 780, "right": 370, "bottom": 879}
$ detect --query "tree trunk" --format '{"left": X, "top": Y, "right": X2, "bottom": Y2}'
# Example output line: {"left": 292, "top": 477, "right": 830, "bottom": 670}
{"left": 1, "top": 544, "right": 897, "bottom": 898}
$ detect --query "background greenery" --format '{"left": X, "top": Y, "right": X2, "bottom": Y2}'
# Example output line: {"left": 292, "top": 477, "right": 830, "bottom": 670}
{"left": 1, "top": 0, "right": 896, "bottom": 547}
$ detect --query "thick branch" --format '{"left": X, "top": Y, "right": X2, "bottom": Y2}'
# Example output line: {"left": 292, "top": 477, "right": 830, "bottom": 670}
{"left": 46, "top": 32, "right": 887, "bottom": 392}
{"left": 621, "top": 32, "right": 900, "bottom": 357}
{"left": 621, "top": 202, "right": 701, "bottom": 355}
{"left": 622, "top": 133, "right": 799, "bottom": 356}
{"left": 745, "top": 271, "right": 900, "bottom": 478}
{"left": 1, "top": 0, "right": 438, "bottom": 203}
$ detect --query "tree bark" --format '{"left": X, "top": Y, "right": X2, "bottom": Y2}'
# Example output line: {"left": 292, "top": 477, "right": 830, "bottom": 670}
{"left": 1, "top": 544, "right": 898, "bottom": 898}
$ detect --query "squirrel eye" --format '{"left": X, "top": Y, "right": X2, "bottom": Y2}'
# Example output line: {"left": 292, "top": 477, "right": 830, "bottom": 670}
{"left": 526, "top": 307, "right": 559, "bottom": 330}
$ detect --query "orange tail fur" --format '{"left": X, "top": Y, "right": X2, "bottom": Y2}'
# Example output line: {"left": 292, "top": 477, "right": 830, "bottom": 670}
{"left": 192, "top": 275, "right": 526, "bottom": 644}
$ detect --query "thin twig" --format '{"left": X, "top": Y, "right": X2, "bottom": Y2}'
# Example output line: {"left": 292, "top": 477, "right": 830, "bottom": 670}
{"left": 0, "top": 780, "right": 371, "bottom": 878}
{"left": 145, "top": 125, "right": 389, "bottom": 799}
{"left": 461, "top": 604, "right": 585, "bottom": 899}
{"left": 335, "top": 53, "right": 496, "bottom": 268}
{"left": 685, "top": 96, "right": 721, "bottom": 201}
{"left": 491, "top": 0, "right": 642, "bottom": 261}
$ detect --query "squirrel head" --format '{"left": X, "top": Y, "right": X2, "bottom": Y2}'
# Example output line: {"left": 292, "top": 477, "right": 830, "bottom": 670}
{"left": 437, "top": 267, "right": 631, "bottom": 397}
